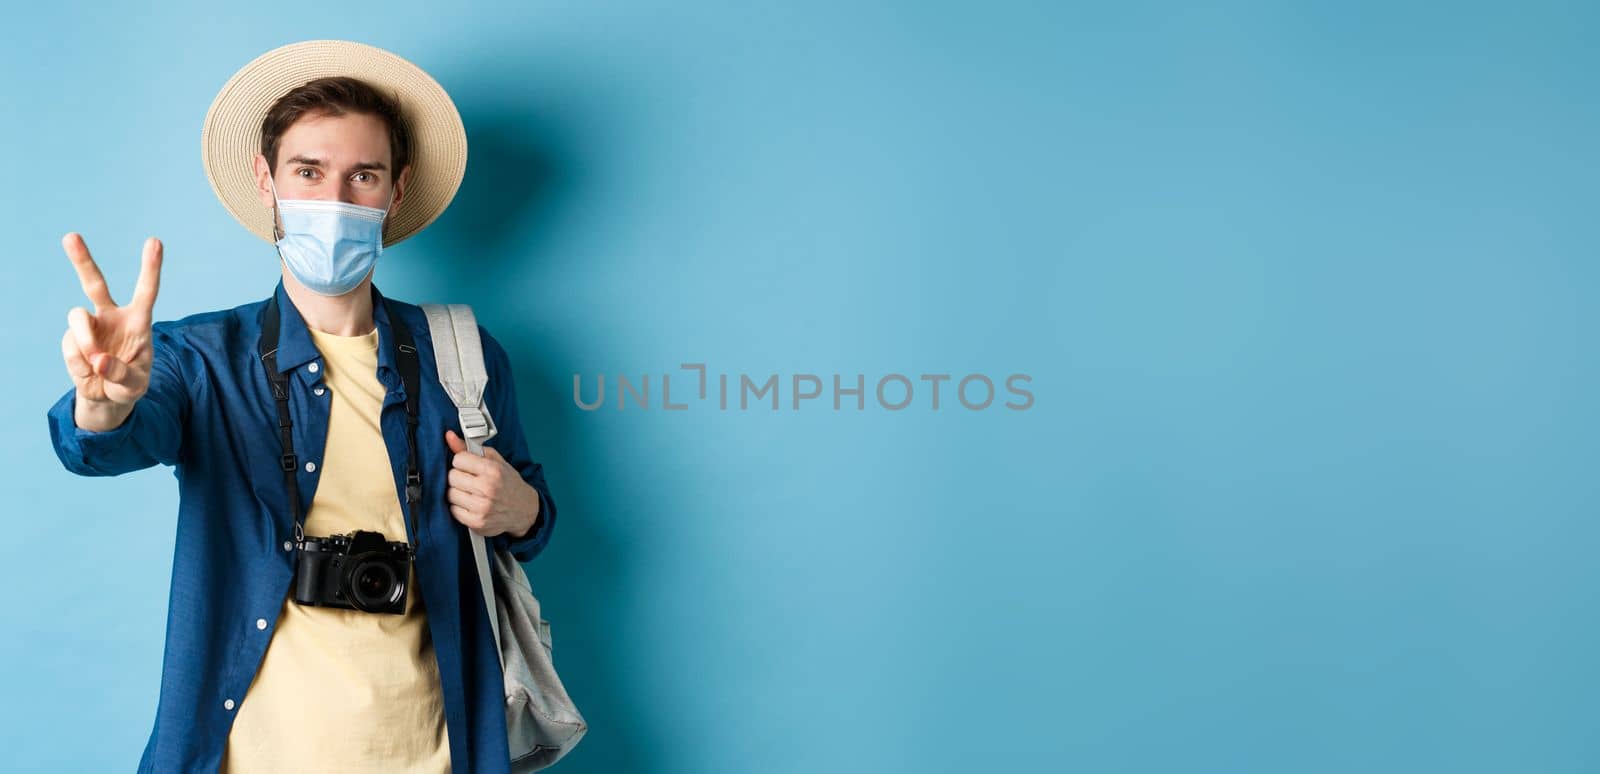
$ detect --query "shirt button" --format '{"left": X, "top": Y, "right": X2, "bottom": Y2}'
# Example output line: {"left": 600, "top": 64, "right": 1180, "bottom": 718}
{"left": 283, "top": 540, "right": 293, "bottom": 552}
{"left": 224, "top": 699, "right": 235, "bottom": 710}
{"left": 305, "top": 461, "right": 317, "bottom": 473}
{"left": 308, "top": 362, "right": 320, "bottom": 373}
{"left": 256, "top": 618, "right": 268, "bottom": 630}
{"left": 314, "top": 386, "right": 326, "bottom": 396}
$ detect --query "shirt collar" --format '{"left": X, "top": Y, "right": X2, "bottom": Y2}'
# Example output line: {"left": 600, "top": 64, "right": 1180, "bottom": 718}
{"left": 267, "top": 278, "right": 400, "bottom": 383}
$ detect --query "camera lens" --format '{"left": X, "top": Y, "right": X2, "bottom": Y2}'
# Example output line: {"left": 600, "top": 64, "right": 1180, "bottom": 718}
{"left": 357, "top": 565, "right": 387, "bottom": 594}
{"left": 346, "top": 556, "right": 402, "bottom": 611}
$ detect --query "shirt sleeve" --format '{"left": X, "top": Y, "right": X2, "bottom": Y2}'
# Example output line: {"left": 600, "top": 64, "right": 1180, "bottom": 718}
{"left": 46, "top": 323, "right": 191, "bottom": 476}
{"left": 478, "top": 324, "right": 558, "bottom": 564}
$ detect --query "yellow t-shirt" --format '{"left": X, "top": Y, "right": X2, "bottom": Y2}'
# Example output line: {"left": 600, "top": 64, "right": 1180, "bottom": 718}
{"left": 221, "top": 325, "right": 451, "bottom": 773}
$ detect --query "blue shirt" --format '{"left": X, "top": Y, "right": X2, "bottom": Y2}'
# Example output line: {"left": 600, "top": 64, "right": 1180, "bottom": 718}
{"left": 46, "top": 279, "right": 557, "bottom": 773}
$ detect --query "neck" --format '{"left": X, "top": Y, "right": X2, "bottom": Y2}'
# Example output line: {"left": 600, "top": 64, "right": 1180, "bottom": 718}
{"left": 282, "top": 269, "right": 376, "bottom": 336}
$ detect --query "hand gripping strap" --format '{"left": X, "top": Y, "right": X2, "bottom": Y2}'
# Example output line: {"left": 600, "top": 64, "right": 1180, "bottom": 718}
{"left": 420, "top": 303, "right": 504, "bottom": 667}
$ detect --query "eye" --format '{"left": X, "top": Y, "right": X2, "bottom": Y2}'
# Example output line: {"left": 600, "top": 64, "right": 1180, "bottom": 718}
{"left": 295, "top": 167, "right": 318, "bottom": 179}
{"left": 353, "top": 172, "right": 375, "bottom": 183}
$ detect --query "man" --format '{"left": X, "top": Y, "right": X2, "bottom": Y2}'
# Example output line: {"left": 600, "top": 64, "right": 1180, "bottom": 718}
{"left": 45, "top": 40, "right": 557, "bottom": 773}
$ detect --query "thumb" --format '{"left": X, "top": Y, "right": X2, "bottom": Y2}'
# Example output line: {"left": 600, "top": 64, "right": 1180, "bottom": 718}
{"left": 95, "top": 352, "right": 133, "bottom": 384}
{"left": 444, "top": 428, "right": 466, "bottom": 454}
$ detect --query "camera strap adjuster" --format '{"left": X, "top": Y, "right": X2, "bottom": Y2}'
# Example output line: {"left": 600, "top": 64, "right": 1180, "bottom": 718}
{"left": 405, "top": 470, "right": 423, "bottom": 505}
{"left": 279, "top": 453, "right": 297, "bottom": 472}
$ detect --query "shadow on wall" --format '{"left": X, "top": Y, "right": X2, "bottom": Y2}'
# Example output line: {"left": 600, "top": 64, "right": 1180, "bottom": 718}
{"left": 421, "top": 100, "right": 656, "bottom": 772}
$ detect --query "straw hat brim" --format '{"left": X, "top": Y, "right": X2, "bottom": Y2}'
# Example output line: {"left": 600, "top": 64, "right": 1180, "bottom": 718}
{"left": 201, "top": 39, "right": 467, "bottom": 248}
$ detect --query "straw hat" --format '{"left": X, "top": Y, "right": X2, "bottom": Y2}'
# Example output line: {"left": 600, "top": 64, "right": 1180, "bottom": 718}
{"left": 201, "top": 39, "right": 467, "bottom": 248}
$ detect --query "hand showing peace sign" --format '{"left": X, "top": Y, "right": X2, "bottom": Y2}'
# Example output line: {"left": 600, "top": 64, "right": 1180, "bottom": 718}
{"left": 60, "top": 233, "right": 164, "bottom": 429}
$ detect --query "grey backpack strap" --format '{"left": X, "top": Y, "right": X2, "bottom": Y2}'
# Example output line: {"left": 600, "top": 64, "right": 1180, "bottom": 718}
{"left": 420, "top": 303, "right": 503, "bottom": 666}
{"left": 421, "top": 304, "right": 498, "bottom": 453}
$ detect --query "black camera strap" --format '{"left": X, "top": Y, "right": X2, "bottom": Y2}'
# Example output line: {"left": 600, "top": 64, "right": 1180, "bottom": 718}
{"left": 258, "top": 288, "right": 423, "bottom": 551}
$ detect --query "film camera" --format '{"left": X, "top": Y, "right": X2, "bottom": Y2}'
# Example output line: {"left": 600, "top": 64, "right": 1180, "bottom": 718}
{"left": 292, "top": 530, "right": 414, "bottom": 615}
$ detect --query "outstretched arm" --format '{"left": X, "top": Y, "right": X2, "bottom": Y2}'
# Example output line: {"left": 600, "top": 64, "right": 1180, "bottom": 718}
{"left": 46, "top": 233, "right": 188, "bottom": 476}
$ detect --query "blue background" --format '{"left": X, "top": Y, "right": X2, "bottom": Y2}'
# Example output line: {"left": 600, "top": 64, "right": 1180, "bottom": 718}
{"left": 3, "top": 1, "right": 1595, "bottom": 771}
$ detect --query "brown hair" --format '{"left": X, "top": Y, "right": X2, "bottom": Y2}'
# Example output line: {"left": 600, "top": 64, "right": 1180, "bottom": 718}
{"left": 259, "top": 76, "right": 412, "bottom": 177}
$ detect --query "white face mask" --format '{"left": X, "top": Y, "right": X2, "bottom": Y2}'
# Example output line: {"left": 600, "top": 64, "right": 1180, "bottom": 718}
{"left": 269, "top": 175, "right": 396, "bottom": 296}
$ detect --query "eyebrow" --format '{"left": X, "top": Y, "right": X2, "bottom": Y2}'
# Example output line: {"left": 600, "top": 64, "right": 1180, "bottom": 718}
{"left": 283, "top": 154, "right": 388, "bottom": 172}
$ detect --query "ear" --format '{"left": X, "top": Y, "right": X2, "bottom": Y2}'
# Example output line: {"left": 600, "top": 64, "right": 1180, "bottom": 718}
{"left": 391, "top": 163, "right": 412, "bottom": 211}
{"left": 253, "top": 153, "right": 275, "bottom": 210}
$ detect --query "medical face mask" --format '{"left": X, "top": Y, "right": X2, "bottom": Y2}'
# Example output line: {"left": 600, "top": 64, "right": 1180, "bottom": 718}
{"left": 269, "top": 175, "right": 396, "bottom": 297}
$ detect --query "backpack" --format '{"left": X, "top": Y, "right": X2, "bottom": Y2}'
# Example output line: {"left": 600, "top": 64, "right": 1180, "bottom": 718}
{"left": 421, "top": 303, "right": 588, "bottom": 771}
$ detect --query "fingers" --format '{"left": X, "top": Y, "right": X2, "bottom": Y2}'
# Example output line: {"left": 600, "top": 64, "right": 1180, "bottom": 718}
{"left": 448, "top": 467, "right": 494, "bottom": 499}
{"left": 450, "top": 447, "right": 496, "bottom": 476}
{"left": 61, "top": 329, "right": 93, "bottom": 380}
{"left": 61, "top": 232, "right": 163, "bottom": 314}
{"left": 61, "top": 323, "right": 128, "bottom": 385}
{"left": 446, "top": 485, "right": 492, "bottom": 513}
{"left": 132, "top": 237, "right": 162, "bottom": 312}
{"left": 450, "top": 505, "right": 488, "bottom": 533}
{"left": 66, "top": 306, "right": 100, "bottom": 358}
{"left": 62, "top": 233, "right": 118, "bottom": 312}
